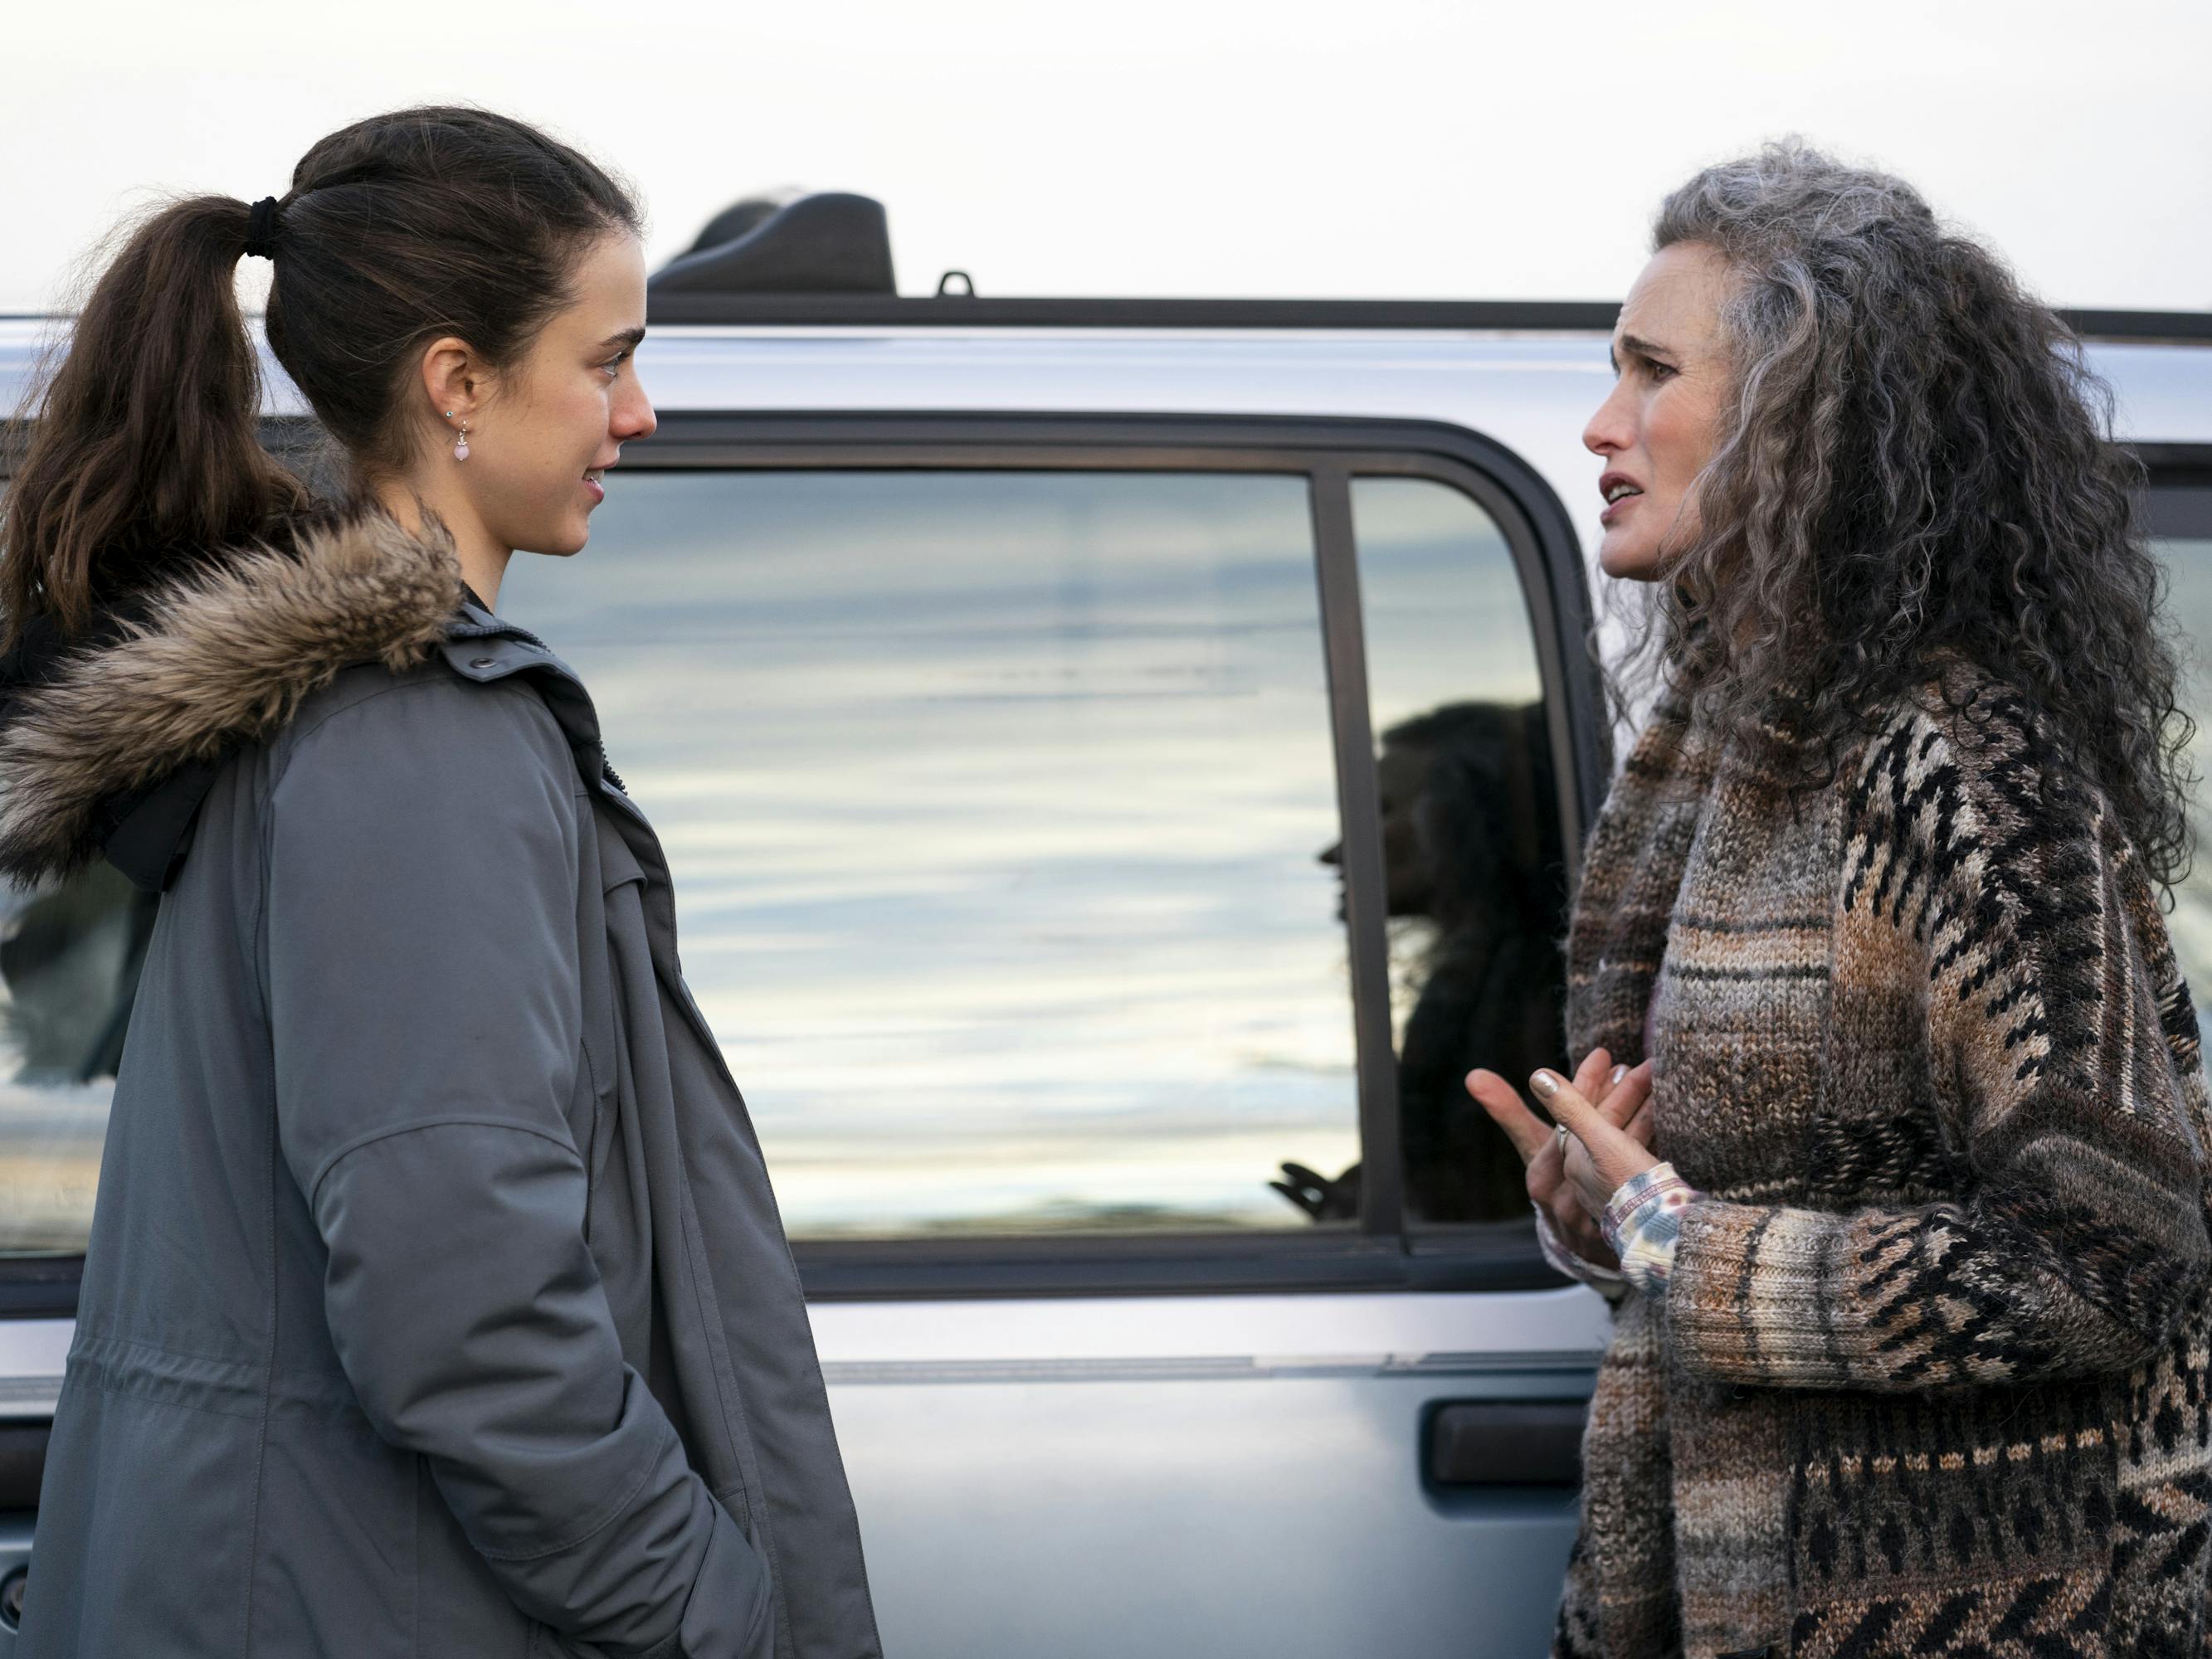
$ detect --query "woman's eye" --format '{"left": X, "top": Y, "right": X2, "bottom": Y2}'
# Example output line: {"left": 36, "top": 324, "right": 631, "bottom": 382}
{"left": 1646, "top": 359, "right": 1678, "bottom": 382}
{"left": 601, "top": 352, "right": 630, "bottom": 379}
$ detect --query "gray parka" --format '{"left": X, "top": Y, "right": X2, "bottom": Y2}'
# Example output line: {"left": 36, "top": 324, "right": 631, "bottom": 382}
{"left": 0, "top": 513, "right": 880, "bottom": 1658}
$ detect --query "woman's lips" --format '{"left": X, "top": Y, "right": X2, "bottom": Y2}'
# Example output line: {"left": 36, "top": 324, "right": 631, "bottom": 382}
{"left": 1600, "top": 491, "right": 1640, "bottom": 528}
{"left": 582, "top": 475, "right": 605, "bottom": 504}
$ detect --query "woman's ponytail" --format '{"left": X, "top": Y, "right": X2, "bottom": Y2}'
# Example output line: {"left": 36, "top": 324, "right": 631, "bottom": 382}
{"left": 2, "top": 108, "right": 639, "bottom": 652}
{"left": 1, "top": 194, "right": 307, "bottom": 646}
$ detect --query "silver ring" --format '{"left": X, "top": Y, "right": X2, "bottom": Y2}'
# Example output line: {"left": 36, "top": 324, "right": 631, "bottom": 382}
{"left": 1554, "top": 1122, "right": 1571, "bottom": 1151}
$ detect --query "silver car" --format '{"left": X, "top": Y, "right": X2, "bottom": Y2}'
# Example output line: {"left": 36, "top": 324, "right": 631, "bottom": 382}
{"left": 2, "top": 207, "right": 2210, "bottom": 1654}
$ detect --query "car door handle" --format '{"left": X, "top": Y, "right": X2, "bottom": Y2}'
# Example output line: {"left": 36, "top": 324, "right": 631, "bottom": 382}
{"left": 0, "top": 1423, "right": 47, "bottom": 1511}
{"left": 1425, "top": 1399, "right": 1585, "bottom": 1487}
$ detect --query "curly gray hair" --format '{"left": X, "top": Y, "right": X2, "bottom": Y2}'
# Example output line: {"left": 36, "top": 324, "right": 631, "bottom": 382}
{"left": 1619, "top": 140, "right": 2191, "bottom": 886}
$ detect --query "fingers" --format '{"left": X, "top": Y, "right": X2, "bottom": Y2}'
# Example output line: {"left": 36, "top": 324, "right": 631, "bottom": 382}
{"left": 1530, "top": 1068, "right": 1650, "bottom": 1189}
{"left": 1572, "top": 1048, "right": 1613, "bottom": 1105}
{"left": 1561, "top": 1134, "right": 1614, "bottom": 1216}
{"left": 1549, "top": 1049, "right": 1619, "bottom": 1185}
{"left": 1599, "top": 1060, "right": 1653, "bottom": 1127}
{"left": 1528, "top": 1068, "right": 1606, "bottom": 1138}
{"left": 1467, "top": 1069, "right": 1552, "bottom": 1162}
{"left": 1481, "top": 1052, "right": 1658, "bottom": 1202}
{"left": 1526, "top": 1131, "right": 1565, "bottom": 1204}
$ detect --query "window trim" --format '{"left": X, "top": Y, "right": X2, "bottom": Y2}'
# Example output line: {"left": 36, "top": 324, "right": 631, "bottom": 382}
{"left": 587, "top": 411, "right": 1601, "bottom": 1296}
{"left": 0, "top": 410, "right": 1601, "bottom": 1307}
{"left": 1309, "top": 460, "right": 1403, "bottom": 1238}
{"left": 2138, "top": 444, "right": 2212, "bottom": 539}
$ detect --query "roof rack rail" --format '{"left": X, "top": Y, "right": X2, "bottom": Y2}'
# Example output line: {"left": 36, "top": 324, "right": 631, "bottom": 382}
{"left": 642, "top": 290, "right": 2212, "bottom": 342}
{"left": 644, "top": 294, "right": 1626, "bottom": 329}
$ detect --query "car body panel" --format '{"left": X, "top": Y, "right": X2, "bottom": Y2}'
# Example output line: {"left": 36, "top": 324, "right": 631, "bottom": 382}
{"left": 0, "top": 310, "right": 2204, "bottom": 1656}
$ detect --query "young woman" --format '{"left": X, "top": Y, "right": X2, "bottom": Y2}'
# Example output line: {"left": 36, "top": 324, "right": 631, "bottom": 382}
{"left": 0, "top": 107, "right": 879, "bottom": 1658}
{"left": 1474, "top": 144, "right": 2212, "bottom": 1657}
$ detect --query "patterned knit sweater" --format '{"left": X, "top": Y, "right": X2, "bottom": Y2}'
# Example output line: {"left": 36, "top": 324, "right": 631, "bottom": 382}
{"left": 1554, "top": 664, "right": 2212, "bottom": 1659}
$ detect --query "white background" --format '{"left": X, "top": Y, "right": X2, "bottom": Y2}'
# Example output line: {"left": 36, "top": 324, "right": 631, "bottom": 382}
{"left": 3, "top": 0, "right": 2207, "bottom": 313}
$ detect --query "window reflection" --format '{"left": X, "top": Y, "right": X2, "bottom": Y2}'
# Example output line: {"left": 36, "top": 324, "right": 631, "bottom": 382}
{"left": 2151, "top": 533, "right": 2212, "bottom": 1024}
{"left": 0, "top": 865, "right": 138, "bottom": 1253}
{"left": 1355, "top": 478, "right": 1566, "bottom": 1225}
{"left": 1375, "top": 701, "right": 1565, "bottom": 1219}
{"left": 505, "top": 469, "right": 1359, "bottom": 1238}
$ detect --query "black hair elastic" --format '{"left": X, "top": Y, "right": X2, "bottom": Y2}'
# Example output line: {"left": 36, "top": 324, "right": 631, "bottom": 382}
{"left": 243, "top": 197, "right": 281, "bottom": 261}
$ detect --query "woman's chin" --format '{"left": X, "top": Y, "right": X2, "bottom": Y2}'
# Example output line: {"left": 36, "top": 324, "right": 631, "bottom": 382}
{"left": 539, "top": 518, "right": 592, "bottom": 558}
{"left": 1598, "top": 537, "right": 1666, "bottom": 582}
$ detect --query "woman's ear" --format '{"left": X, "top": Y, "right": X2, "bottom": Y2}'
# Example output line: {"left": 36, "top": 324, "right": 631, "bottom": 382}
{"left": 417, "top": 336, "right": 485, "bottom": 430}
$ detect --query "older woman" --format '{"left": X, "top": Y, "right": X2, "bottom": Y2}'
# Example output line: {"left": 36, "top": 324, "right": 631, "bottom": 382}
{"left": 1474, "top": 144, "right": 2212, "bottom": 1658}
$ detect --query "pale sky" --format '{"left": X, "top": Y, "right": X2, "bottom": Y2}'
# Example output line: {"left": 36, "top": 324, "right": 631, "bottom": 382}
{"left": 5, "top": 0, "right": 2209, "bottom": 314}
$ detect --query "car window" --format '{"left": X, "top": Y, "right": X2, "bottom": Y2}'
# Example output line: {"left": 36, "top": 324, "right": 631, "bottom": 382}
{"left": 504, "top": 469, "right": 1360, "bottom": 1239}
{"left": 2150, "top": 517, "right": 2212, "bottom": 1025}
{"left": 1348, "top": 476, "right": 1565, "bottom": 1226}
{"left": 0, "top": 862, "right": 135, "bottom": 1254}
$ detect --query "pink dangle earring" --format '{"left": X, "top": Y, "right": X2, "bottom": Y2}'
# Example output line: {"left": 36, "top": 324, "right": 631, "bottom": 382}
{"left": 446, "top": 410, "right": 470, "bottom": 462}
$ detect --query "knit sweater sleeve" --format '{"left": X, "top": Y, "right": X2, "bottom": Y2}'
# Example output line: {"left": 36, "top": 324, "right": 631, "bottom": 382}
{"left": 1663, "top": 703, "right": 2212, "bottom": 1392}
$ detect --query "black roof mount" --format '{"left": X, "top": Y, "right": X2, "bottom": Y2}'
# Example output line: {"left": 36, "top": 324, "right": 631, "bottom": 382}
{"left": 650, "top": 192, "right": 896, "bottom": 300}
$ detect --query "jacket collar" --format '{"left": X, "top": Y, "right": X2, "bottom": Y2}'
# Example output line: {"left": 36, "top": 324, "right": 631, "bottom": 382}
{"left": 0, "top": 508, "right": 466, "bottom": 889}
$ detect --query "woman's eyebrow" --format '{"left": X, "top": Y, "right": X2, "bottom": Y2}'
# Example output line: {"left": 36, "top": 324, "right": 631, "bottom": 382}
{"left": 595, "top": 326, "right": 647, "bottom": 351}
{"left": 1618, "top": 333, "right": 1673, "bottom": 362}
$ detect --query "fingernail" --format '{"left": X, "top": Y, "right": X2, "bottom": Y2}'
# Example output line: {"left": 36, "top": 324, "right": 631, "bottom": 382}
{"left": 1610, "top": 1063, "right": 1628, "bottom": 1086}
{"left": 1529, "top": 1070, "right": 1559, "bottom": 1098}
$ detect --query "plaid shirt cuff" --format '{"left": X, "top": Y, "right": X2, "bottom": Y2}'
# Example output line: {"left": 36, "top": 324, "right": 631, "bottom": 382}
{"left": 1600, "top": 1161, "right": 1702, "bottom": 1294}
{"left": 1532, "top": 1200, "right": 1628, "bottom": 1291}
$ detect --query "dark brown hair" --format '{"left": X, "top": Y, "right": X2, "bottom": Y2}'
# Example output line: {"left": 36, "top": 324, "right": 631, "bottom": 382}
{"left": 2, "top": 105, "right": 640, "bottom": 645}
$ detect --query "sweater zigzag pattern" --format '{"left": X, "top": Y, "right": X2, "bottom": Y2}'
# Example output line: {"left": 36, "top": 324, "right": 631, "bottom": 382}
{"left": 1555, "top": 667, "right": 2212, "bottom": 1659}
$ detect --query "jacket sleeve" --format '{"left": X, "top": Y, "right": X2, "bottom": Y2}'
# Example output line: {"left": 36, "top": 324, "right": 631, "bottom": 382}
{"left": 264, "top": 675, "right": 772, "bottom": 1659}
{"left": 1663, "top": 716, "right": 2212, "bottom": 1392}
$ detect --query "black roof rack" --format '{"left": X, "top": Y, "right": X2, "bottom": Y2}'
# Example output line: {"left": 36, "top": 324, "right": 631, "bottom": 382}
{"left": 643, "top": 294, "right": 1627, "bottom": 330}
{"left": 2057, "top": 309, "right": 2212, "bottom": 343}
{"left": 641, "top": 199, "right": 2211, "bottom": 341}
{"left": 643, "top": 289, "right": 2212, "bottom": 343}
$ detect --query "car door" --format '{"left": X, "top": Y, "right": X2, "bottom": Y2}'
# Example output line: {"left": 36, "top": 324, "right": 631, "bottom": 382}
{"left": 2140, "top": 449, "right": 2212, "bottom": 1033}
{"left": 0, "top": 411, "right": 1617, "bottom": 1657}
{"left": 494, "top": 412, "right": 1617, "bottom": 1657}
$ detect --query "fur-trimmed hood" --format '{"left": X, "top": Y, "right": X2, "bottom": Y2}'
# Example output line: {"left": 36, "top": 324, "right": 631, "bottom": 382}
{"left": 0, "top": 510, "right": 465, "bottom": 889}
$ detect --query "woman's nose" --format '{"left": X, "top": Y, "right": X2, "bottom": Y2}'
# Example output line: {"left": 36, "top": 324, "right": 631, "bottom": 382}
{"left": 617, "top": 383, "right": 657, "bottom": 442}
{"left": 1583, "top": 381, "right": 1633, "bottom": 458}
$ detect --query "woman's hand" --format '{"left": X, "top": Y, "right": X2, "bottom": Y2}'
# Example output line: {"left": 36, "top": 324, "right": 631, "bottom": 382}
{"left": 1533, "top": 1062, "right": 1663, "bottom": 1224}
{"left": 1468, "top": 1050, "right": 1655, "bottom": 1268}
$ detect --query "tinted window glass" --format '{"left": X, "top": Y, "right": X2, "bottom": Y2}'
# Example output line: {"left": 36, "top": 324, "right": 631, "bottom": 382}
{"left": 2152, "top": 528, "right": 2212, "bottom": 1023}
{"left": 505, "top": 469, "right": 1359, "bottom": 1238}
{"left": 0, "top": 864, "right": 137, "bottom": 1253}
{"left": 1351, "top": 477, "right": 1565, "bottom": 1226}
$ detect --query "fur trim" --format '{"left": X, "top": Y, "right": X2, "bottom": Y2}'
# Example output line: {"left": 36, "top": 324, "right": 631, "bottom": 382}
{"left": 0, "top": 510, "right": 464, "bottom": 884}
